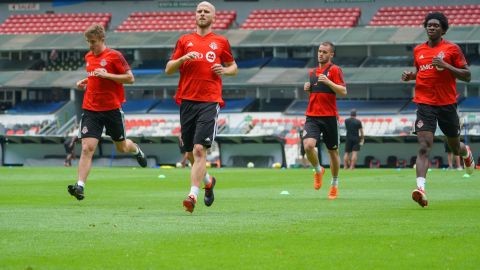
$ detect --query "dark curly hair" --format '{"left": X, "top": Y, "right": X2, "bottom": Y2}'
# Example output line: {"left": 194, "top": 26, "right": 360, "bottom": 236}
{"left": 423, "top": 12, "right": 449, "bottom": 33}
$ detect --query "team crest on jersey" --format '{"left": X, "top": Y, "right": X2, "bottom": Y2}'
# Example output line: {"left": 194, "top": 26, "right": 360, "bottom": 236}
{"left": 100, "top": 59, "right": 107, "bottom": 67}
{"left": 302, "top": 130, "right": 307, "bottom": 137}
{"left": 209, "top": 42, "right": 218, "bottom": 50}
{"left": 86, "top": 62, "right": 89, "bottom": 67}
{"left": 82, "top": 126, "right": 88, "bottom": 134}
{"left": 206, "top": 51, "right": 216, "bottom": 63}
{"left": 417, "top": 120, "right": 424, "bottom": 129}
{"left": 187, "top": 42, "right": 194, "bottom": 47}
{"left": 419, "top": 55, "right": 424, "bottom": 59}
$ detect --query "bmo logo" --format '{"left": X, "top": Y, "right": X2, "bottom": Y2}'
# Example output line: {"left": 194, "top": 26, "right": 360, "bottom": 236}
{"left": 206, "top": 51, "right": 216, "bottom": 63}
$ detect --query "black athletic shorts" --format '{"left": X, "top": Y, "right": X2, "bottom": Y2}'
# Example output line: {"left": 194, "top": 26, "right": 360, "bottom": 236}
{"left": 78, "top": 109, "right": 126, "bottom": 141}
{"left": 414, "top": 103, "right": 460, "bottom": 137}
{"left": 180, "top": 100, "right": 219, "bottom": 152}
{"left": 345, "top": 138, "right": 360, "bottom": 153}
{"left": 303, "top": 116, "right": 339, "bottom": 150}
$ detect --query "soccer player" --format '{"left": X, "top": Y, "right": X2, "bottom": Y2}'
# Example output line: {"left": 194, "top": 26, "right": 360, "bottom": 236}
{"left": 343, "top": 109, "right": 364, "bottom": 170}
{"left": 444, "top": 139, "right": 462, "bottom": 170}
{"left": 63, "top": 135, "right": 79, "bottom": 167}
{"left": 67, "top": 23, "right": 148, "bottom": 201}
{"left": 401, "top": 12, "right": 475, "bottom": 208}
{"left": 303, "top": 41, "right": 347, "bottom": 200}
{"left": 165, "top": 1, "right": 238, "bottom": 213}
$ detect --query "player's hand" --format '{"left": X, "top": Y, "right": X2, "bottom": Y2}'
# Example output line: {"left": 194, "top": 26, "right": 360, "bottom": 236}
{"left": 211, "top": 64, "right": 224, "bottom": 76}
{"left": 93, "top": 68, "right": 108, "bottom": 78}
{"left": 76, "top": 78, "right": 87, "bottom": 90}
{"left": 432, "top": 56, "right": 447, "bottom": 70}
{"left": 182, "top": 51, "right": 200, "bottom": 62}
{"left": 401, "top": 70, "right": 413, "bottom": 81}
{"left": 304, "top": 82, "right": 311, "bottom": 91}
{"left": 317, "top": 74, "right": 331, "bottom": 85}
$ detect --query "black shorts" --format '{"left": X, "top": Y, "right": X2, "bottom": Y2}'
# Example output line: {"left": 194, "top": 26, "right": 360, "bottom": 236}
{"left": 414, "top": 103, "right": 460, "bottom": 137}
{"left": 78, "top": 109, "right": 126, "bottom": 141}
{"left": 345, "top": 138, "right": 360, "bottom": 152}
{"left": 180, "top": 100, "right": 219, "bottom": 152}
{"left": 303, "top": 116, "right": 339, "bottom": 151}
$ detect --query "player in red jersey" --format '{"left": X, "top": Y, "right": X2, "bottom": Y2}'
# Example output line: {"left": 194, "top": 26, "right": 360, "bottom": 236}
{"left": 402, "top": 12, "right": 474, "bottom": 208}
{"left": 303, "top": 41, "right": 347, "bottom": 200}
{"left": 67, "top": 24, "right": 148, "bottom": 201}
{"left": 165, "top": 1, "right": 238, "bottom": 213}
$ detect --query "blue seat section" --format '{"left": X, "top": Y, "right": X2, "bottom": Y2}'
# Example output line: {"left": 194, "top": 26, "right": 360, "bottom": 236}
{"left": 284, "top": 100, "right": 308, "bottom": 115}
{"left": 222, "top": 98, "right": 255, "bottom": 113}
{"left": 400, "top": 100, "right": 417, "bottom": 114}
{"left": 6, "top": 100, "right": 66, "bottom": 114}
{"left": 132, "top": 69, "right": 163, "bottom": 75}
{"left": 459, "top": 97, "right": 480, "bottom": 112}
{"left": 236, "top": 57, "right": 272, "bottom": 68}
{"left": 336, "top": 99, "right": 409, "bottom": 115}
{"left": 264, "top": 58, "right": 309, "bottom": 68}
{"left": 122, "top": 99, "right": 160, "bottom": 114}
{"left": 286, "top": 99, "right": 410, "bottom": 115}
{"left": 149, "top": 99, "right": 179, "bottom": 114}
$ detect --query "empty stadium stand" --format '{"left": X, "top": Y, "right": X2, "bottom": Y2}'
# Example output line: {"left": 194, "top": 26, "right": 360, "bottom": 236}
{"left": 241, "top": 8, "right": 361, "bottom": 29}
{"left": 0, "top": 12, "right": 111, "bottom": 34}
{"left": 115, "top": 10, "right": 236, "bottom": 32}
{"left": 370, "top": 4, "right": 480, "bottom": 27}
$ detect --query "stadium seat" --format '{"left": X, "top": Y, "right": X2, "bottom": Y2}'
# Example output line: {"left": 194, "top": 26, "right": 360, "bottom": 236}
{"left": 241, "top": 7, "right": 361, "bottom": 29}
{"left": 369, "top": 4, "right": 480, "bottom": 27}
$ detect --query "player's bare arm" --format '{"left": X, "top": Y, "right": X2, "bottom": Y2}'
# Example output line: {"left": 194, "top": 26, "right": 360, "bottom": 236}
{"left": 94, "top": 69, "right": 134, "bottom": 84}
{"left": 318, "top": 74, "right": 347, "bottom": 97}
{"left": 76, "top": 78, "right": 88, "bottom": 90}
{"left": 401, "top": 70, "right": 417, "bottom": 81}
{"left": 211, "top": 61, "right": 238, "bottom": 76}
{"left": 359, "top": 128, "right": 365, "bottom": 145}
{"left": 165, "top": 52, "right": 200, "bottom": 75}
{"left": 432, "top": 57, "right": 471, "bottom": 82}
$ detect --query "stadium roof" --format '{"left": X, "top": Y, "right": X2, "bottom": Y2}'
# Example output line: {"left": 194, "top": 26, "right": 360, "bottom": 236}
{"left": 0, "top": 26, "right": 479, "bottom": 51}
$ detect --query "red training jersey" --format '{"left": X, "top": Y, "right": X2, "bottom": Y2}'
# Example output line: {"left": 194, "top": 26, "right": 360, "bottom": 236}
{"left": 170, "top": 32, "right": 234, "bottom": 107}
{"left": 83, "top": 48, "right": 130, "bottom": 111}
{"left": 413, "top": 39, "right": 467, "bottom": 106}
{"left": 306, "top": 63, "right": 346, "bottom": 117}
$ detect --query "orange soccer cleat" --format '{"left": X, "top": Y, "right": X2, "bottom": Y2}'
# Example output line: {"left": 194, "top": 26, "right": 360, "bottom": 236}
{"left": 314, "top": 167, "right": 325, "bottom": 190}
{"left": 183, "top": 195, "right": 197, "bottom": 213}
{"left": 463, "top": 145, "right": 475, "bottom": 175}
{"left": 412, "top": 188, "right": 428, "bottom": 208}
{"left": 328, "top": 186, "right": 338, "bottom": 200}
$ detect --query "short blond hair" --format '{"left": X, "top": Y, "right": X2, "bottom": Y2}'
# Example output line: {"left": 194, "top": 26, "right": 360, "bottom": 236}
{"left": 84, "top": 23, "right": 105, "bottom": 39}
{"left": 197, "top": 1, "right": 216, "bottom": 14}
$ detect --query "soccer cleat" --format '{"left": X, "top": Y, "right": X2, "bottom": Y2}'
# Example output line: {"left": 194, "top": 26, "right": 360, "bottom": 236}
{"left": 314, "top": 167, "right": 325, "bottom": 190}
{"left": 204, "top": 176, "right": 216, "bottom": 207}
{"left": 328, "top": 186, "right": 338, "bottom": 200}
{"left": 183, "top": 195, "right": 196, "bottom": 213}
{"left": 411, "top": 188, "right": 428, "bottom": 208}
{"left": 135, "top": 146, "right": 148, "bottom": 168}
{"left": 463, "top": 145, "right": 475, "bottom": 175}
{"left": 67, "top": 184, "right": 84, "bottom": 201}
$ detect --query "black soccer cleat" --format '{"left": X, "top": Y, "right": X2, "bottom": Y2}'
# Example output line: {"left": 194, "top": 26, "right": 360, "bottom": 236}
{"left": 204, "top": 176, "right": 216, "bottom": 207}
{"left": 135, "top": 146, "right": 148, "bottom": 168}
{"left": 67, "top": 184, "right": 84, "bottom": 201}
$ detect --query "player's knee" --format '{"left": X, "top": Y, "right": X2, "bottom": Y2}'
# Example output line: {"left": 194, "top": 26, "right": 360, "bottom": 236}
{"left": 418, "top": 144, "right": 431, "bottom": 156}
{"left": 81, "top": 144, "right": 96, "bottom": 156}
{"left": 192, "top": 144, "right": 205, "bottom": 157}
{"left": 304, "top": 141, "right": 315, "bottom": 151}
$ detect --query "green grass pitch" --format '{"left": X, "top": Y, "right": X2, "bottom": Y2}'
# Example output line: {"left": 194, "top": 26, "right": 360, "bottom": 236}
{"left": 0, "top": 167, "right": 479, "bottom": 269}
